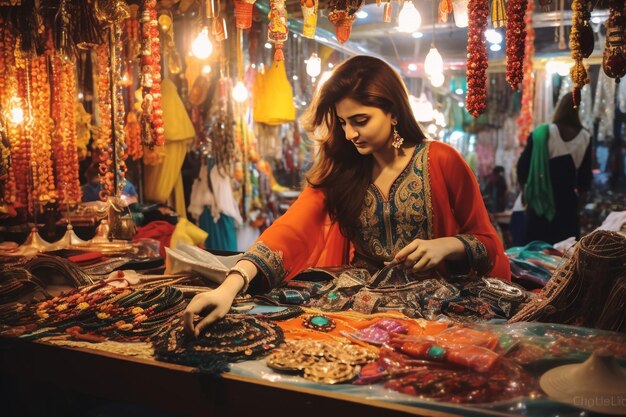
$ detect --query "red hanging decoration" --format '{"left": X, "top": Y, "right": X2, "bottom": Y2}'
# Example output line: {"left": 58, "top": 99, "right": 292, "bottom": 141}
{"left": 267, "top": 0, "right": 288, "bottom": 61}
{"left": 465, "top": 0, "right": 489, "bottom": 118}
{"left": 516, "top": 0, "right": 535, "bottom": 146}
{"left": 505, "top": 0, "right": 527, "bottom": 90}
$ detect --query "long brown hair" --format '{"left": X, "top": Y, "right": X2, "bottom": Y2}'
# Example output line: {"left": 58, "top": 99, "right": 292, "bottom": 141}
{"left": 303, "top": 55, "right": 426, "bottom": 240}
{"left": 552, "top": 92, "right": 583, "bottom": 129}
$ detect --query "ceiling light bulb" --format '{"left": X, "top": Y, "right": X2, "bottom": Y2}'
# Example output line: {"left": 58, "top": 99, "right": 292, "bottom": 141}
{"left": 232, "top": 81, "right": 248, "bottom": 103}
{"left": 397, "top": 2, "right": 421, "bottom": 33}
{"left": 424, "top": 47, "right": 444, "bottom": 77}
{"left": 306, "top": 53, "right": 322, "bottom": 78}
{"left": 356, "top": 10, "right": 368, "bottom": 19}
{"left": 485, "top": 29, "right": 503, "bottom": 44}
{"left": 408, "top": 63, "right": 418, "bottom": 72}
{"left": 489, "top": 43, "right": 502, "bottom": 52}
{"left": 191, "top": 27, "right": 213, "bottom": 59}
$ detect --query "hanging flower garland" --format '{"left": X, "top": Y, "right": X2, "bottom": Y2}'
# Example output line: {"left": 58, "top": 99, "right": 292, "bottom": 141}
{"left": 465, "top": 0, "right": 489, "bottom": 118}
{"left": 268, "top": 0, "right": 289, "bottom": 61}
{"left": 140, "top": 0, "right": 164, "bottom": 149}
{"left": 516, "top": 0, "right": 535, "bottom": 146}
{"left": 505, "top": 0, "right": 527, "bottom": 90}
{"left": 570, "top": 0, "right": 592, "bottom": 107}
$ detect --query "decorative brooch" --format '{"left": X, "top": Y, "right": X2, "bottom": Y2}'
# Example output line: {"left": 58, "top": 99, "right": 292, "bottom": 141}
{"left": 302, "top": 314, "right": 336, "bottom": 332}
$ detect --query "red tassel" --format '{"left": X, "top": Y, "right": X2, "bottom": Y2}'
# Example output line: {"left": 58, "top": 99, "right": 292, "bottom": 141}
{"left": 274, "top": 45, "right": 284, "bottom": 61}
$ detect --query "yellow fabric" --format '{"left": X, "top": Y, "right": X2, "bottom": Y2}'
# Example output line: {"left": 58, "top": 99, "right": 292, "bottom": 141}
{"left": 165, "top": 218, "right": 209, "bottom": 274}
{"left": 253, "top": 60, "right": 295, "bottom": 125}
{"left": 170, "top": 218, "right": 208, "bottom": 248}
{"left": 161, "top": 78, "right": 196, "bottom": 142}
{"left": 252, "top": 69, "right": 267, "bottom": 124}
{"left": 142, "top": 78, "right": 195, "bottom": 217}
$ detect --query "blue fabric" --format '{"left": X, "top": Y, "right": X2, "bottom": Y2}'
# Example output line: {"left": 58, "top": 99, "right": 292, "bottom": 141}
{"left": 82, "top": 181, "right": 138, "bottom": 202}
{"left": 200, "top": 209, "right": 238, "bottom": 252}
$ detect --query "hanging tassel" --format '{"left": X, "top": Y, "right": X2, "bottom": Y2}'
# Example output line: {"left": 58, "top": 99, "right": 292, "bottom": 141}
{"left": 490, "top": 0, "right": 506, "bottom": 28}
{"left": 274, "top": 44, "right": 284, "bottom": 61}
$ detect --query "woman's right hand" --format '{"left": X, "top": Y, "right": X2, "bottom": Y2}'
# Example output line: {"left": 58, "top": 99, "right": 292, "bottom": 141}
{"left": 183, "top": 274, "right": 244, "bottom": 337}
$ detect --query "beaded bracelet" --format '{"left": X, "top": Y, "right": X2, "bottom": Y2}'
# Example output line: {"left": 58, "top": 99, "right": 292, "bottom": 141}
{"left": 227, "top": 267, "right": 250, "bottom": 294}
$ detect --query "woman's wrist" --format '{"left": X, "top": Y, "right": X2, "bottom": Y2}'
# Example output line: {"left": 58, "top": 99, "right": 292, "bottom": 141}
{"left": 222, "top": 274, "right": 247, "bottom": 296}
{"left": 440, "top": 237, "right": 466, "bottom": 261}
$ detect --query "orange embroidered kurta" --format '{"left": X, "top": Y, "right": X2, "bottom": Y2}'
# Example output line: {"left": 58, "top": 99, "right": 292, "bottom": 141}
{"left": 243, "top": 141, "right": 511, "bottom": 291}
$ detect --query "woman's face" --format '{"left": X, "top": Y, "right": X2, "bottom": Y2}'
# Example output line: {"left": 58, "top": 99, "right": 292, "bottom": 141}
{"left": 335, "top": 97, "right": 394, "bottom": 155}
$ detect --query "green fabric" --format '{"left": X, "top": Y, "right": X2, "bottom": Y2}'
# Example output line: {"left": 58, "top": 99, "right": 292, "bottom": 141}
{"left": 525, "top": 124, "right": 556, "bottom": 221}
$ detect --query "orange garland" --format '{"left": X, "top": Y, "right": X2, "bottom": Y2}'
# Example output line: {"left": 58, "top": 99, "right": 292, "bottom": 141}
{"left": 95, "top": 42, "right": 114, "bottom": 201}
{"left": 51, "top": 56, "right": 82, "bottom": 205}
{"left": 28, "top": 56, "right": 57, "bottom": 206}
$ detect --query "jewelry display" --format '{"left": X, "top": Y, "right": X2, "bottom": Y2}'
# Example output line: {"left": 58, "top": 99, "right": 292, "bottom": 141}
{"left": 153, "top": 314, "right": 284, "bottom": 366}
{"left": 266, "top": 339, "right": 376, "bottom": 384}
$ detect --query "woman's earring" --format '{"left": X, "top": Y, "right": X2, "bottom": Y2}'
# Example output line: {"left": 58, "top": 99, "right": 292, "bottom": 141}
{"left": 391, "top": 125, "right": 404, "bottom": 149}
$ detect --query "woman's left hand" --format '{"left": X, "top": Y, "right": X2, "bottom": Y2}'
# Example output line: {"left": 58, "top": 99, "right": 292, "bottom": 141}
{"left": 393, "top": 237, "right": 465, "bottom": 272}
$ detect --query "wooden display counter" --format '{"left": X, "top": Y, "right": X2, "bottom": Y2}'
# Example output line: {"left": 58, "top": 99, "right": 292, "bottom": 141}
{"left": 0, "top": 338, "right": 473, "bottom": 417}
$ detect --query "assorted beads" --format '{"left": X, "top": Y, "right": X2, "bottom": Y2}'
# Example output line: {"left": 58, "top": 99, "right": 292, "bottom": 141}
{"left": 51, "top": 56, "right": 82, "bottom": 205}
{"left": 570, "top": 0, "right": 591, "bottom": 107}
{"left": 95, "top": 41, "right": 114, "bottom": 201}
{"left": 140, "top": 0, "right": 164, "bottom": 150}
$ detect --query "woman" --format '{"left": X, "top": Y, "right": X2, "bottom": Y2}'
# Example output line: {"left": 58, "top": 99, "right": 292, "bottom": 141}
{"left": 184, "top": 56, "right": 510, "bottom": 336}
{"left": 517, "top": 93, "right": 592, "bottom": 244}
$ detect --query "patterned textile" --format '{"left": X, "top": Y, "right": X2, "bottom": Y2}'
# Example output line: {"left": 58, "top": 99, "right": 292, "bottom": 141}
{"left": 268, "top": 267, "right": 533, "bottom": 322}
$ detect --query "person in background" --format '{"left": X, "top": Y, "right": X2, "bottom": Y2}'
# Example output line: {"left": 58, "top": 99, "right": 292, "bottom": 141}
{"left": 484, "top": 165, "right": 508, "bottom": 213}
{"left": 82, "top": 163, "right": 138, "bottom": 205}
{"left": 184, "top": 55, "right": 510, "bottom": 335}
{"left": 516, "top": 93, "right": 592, "bottom": 244}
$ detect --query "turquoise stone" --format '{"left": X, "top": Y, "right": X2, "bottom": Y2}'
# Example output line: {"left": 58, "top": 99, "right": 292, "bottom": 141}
{"left": 310, "top": 316, "right": 330, "bottom": 327}
{"left": 427, "top": 345, "right": 446, "bottom": 359}
{"left": 328, "top": 292, "right": 338, "bottom": 300}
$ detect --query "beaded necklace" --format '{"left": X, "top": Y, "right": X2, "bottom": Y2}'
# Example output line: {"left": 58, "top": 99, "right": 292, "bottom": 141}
{"left": 152, "top": 315, "right": 284, "bottom": 369}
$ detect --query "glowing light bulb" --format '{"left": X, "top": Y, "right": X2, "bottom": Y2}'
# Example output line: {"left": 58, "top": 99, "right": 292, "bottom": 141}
{"left": 306, "top": 53, "right": 322, "bottom": 78}
{"left": 424, "top": 47, "right": 443, "bottom": 77}
{"left": 397, "top": 2, "right": 421, "bottom": 33}
{"left": 191, "top": 27, "right": 213, "bottom": 59}
{"left": 485, "top": 29, "right": 503, "bottom": 44}
{"left": 9, "top": 106, "right": 24, "bottom": 125}
{"left": 408, "top": 63, "right": 418, "bottom": 72}
{"left": 232, "top": 81, "right": 248, "bottom": 103}
{"left": 202, "top": 65, "right": 212, "bottom": 74}
{"left": 557, "top": 62, "right": 572, "bottom": 77}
